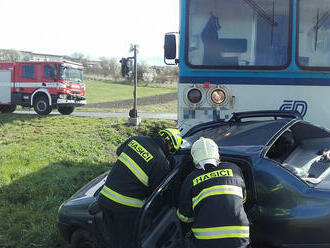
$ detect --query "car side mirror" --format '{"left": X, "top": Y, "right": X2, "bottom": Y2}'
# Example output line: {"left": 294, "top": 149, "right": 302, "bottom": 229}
{"left": 164, "top": 33, "right": 178, "bottom": 65}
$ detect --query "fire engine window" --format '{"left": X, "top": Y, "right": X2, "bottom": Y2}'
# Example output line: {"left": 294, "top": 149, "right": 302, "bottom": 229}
{"left": 22, "top": 65, "right": 34, "bottom": 79}
{"left": 44, "top": 64, "right": 57, "bottom": 79}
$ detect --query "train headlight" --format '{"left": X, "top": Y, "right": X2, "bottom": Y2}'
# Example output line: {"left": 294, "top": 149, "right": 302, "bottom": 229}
{"left": 187, "top": 88, "right": 202, "bottom": 104}
{"left": 211, "top": 89, "right": 226, "bottom": 104}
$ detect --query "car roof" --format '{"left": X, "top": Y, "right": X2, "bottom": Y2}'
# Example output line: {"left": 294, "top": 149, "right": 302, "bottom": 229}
{"left": 183, "top": 119, "right": 293, "bottom": 155}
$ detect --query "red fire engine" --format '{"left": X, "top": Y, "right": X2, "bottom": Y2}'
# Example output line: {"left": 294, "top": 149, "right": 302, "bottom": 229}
{"left": 0, "top": 61, "right": 86, "bottom": 115}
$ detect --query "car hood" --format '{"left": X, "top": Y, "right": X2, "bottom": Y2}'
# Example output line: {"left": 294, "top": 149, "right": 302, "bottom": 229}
{"left": 58, "top": 172, "right": 108, "bottom": 223}
{"left": 69, "top": 171, "right": 108, "bottom": 200}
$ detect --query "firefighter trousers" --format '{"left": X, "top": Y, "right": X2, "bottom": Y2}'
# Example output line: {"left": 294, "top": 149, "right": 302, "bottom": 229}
{"left": 103, "top": 209, "right": 139, "bottom": 248}
{"left": 193, "top": 238, "right": 250, "bottom": 248}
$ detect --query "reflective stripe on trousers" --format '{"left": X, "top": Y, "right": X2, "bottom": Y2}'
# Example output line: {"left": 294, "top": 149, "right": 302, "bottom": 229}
{"left": 100, "top": 185, "right": 145, "bottom": 208}
{"left": 192, "top": 185, "right": 243, "bottom": 209}
{"left": 192, "top": 226, "right": 249, "bottom": 240}
{"left": 118, "top": 152, "right": 149, "bottom": 186}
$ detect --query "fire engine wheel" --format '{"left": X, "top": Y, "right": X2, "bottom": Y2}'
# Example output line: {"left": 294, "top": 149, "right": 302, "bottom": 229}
{"left": 58, "top": 106, "right": 75, "bottom": 115}
{"left": 0, "top": 105, "right": 16, "bottom": 113}
{"left": 33, "top": 96, "right": 52, "bottom": 115}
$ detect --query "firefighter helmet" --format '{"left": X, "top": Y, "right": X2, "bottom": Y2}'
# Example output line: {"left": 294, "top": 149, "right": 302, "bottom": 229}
{"left": 191, "top": 137, "right": 220, "bottom": 169}
{"left": 158, "top": 128, "right": 182, "bottom": 154}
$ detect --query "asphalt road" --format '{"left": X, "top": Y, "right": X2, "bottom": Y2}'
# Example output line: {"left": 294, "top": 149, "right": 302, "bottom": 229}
{"left": 14, "top": 111, "right": 178, "bottom": 120}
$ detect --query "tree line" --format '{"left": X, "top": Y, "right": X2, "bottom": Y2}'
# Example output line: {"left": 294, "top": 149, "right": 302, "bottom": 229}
{"left": 70, "top": 52, "right": 178, "bottom": 86}
{"left": 0, "top": 49, "right": 178, "bottom": 86}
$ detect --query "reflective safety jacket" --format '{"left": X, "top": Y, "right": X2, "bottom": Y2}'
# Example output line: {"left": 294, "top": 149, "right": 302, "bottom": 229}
{"left": 98, "top": 136, "right": 170, "bottom": 212}
{"left": 177, "top": 162, "right": 249, "bottom": 248}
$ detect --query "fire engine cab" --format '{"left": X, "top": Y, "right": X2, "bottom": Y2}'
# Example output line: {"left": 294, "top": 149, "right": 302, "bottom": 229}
{"left": 0, "top": 61, "right": 86, "bottom": 115}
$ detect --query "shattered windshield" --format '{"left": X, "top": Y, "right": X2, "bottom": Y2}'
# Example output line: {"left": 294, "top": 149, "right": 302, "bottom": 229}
{"left": 297, "top": 0, "right": 330, "bottom": 68}
{"left": 59, "top": 66, "right": 83, "bottom": 83}
{"left": 186, "top": 0, "right": 291, "bottom": 68}
{"left": 266, "top": 122, "right": 330, "bottom": 189}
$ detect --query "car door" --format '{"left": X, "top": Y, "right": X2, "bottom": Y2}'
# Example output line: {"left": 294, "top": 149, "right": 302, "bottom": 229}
{"left": 254, "top": 122, "right": 330, "bottom": 247}
{"left": 135, "top": 165, "right": 185, "bottom": 248}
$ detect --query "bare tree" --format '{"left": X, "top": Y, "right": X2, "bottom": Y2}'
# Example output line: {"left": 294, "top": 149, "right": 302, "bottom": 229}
{"left": 99, "top": 57, "right": 111, "bottom": 77}
{"left": 96, "top": 57, "right": 121, "bottom": 79}
{"left": 108, "top": 58, "right": 121, "bottom": 80}
{"left": 0, "top": 49, "right": 23, "bottom": 62}
{"left": 71, "top": 52, "right": 86, "bottom": 60}
{"left": 137, "top": 61, "right": 150, "bottom": 82}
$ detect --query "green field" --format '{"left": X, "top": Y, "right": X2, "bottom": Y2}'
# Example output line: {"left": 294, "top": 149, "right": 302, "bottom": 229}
{"left": 78, "top": 99, "right": 177, "bottom": 114}
{"left": 18, "top": 79, "right": 178, "bottom": 113}
{"left": 85, "top": 80, "right": 177, "bottom": 104}
{"left": 0, "top": 114, "right": 175, "bottom": 248}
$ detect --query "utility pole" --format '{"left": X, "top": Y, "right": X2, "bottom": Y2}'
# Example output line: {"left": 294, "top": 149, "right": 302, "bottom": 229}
{"left": 128, "top": 44, "right": 141, "bottom": 126}
{"left": 133, "top": 45, "right": 137, "bottom": 117}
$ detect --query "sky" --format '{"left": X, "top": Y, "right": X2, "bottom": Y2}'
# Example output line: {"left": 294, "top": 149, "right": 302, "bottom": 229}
{"left": 0, "top": 0, "right": 179, "bottom": 65}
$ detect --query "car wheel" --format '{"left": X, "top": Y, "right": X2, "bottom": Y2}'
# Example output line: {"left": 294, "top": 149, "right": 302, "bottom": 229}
{"left": 58, "top": 106, "right": 75, "bottom": 115}
{"left": 0, "top": 105, "right": 16, "bottom": 113}
{"left": 71, "top": 229, "right": 104, "bottom": 248}
{"left": 33, "top": 96, "right": 52, "bottom": 115}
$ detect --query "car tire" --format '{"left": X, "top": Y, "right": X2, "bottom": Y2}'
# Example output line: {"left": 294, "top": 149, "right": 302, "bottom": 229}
{"left": 0, "top": 105, "right": 16, "bottom": 113}
{"left": 71, "top": 229, "right": 105, "bottom": 248}
{"left": 58, "top": 106, "right": 75, "bottom": 115}
{"left": 33, "top": 96, "right": 52, "bottom": 115}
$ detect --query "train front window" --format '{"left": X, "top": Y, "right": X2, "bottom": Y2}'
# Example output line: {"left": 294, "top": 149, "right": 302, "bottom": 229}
{"left": 297, "top": 0, "right": 330, "bottom": 69}
{"left": 186, "top": 0, "right": 291, "bottom": 68}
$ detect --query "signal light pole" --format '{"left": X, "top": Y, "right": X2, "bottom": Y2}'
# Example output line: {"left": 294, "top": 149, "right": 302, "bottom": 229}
{"left": 128, "top": 44, "right": 141, "bottom": 126}
{"left": 119, "top": 45, "right": 141, "bottom": 126}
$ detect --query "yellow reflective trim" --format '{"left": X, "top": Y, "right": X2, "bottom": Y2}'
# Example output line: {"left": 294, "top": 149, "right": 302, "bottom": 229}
{"left": 193, "top": 169, "right": 233, "bottom": 186}
{"left": 192, "top": 185, "right": 243, "bottom": 209}
{"left": 128, "top": 139, "right": 154, "bottom": 162}
{"left": 100, "top": 185, "right": 145, "bottom": 208}
{"left": 195, "top": 233, "right": 249, "bottom": 239}
{"left": 192, "top": 226, "right": 249, "bottom": 240}
{"left": 118, "top": 152, "right": 149, "bottom": 186}
{"left": 193, "top": 226, "right": 249, "bottom": 232}
{"left": 176, "top": 209, "right": 194, "bottom": 223}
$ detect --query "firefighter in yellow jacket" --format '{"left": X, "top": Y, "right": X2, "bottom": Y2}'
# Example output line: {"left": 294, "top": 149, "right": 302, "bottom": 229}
{"left": 177, "top": 137, "right": 250, "bottom": 248}
{"left": 98, "top": 128, "right": 182, "bottom": 248}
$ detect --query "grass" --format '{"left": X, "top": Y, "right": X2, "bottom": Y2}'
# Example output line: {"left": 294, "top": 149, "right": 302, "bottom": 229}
{"left": 85, "top": 80, "right": 176, "bottom": 104}
{"left": 84, "top": 75, "right": 177, "bottom": 89}
{"left": 0, "top": 114, "right": 175, "bottom": 248}
{"left": 76, "top": 99, "right": 177, "bottom": 113}
{"left": 17, "top": 79, "right": 178, "bottom": 113}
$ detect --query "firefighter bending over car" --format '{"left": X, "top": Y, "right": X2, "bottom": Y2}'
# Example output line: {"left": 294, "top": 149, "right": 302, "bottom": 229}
{"left": 98, "top": 128, "right": 182, "bottom": 248}
{"left": 177, "top": 137, "right": 250, "bottom": 248}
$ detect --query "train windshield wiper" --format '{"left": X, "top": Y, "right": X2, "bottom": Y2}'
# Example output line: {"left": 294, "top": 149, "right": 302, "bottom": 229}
{"left": 243, "top": 0, "right": 278, "bottom": 45}
{"left": 243, "top": 0, "right": 278, "bottom": 27}
{"left": 314, "top": 9, "right": 330, "bottom": 51}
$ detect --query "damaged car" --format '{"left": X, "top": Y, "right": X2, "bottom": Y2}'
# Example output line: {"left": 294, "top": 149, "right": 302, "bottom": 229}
{"left": 58, "top": 110, "right": 330, "bottom": 248}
